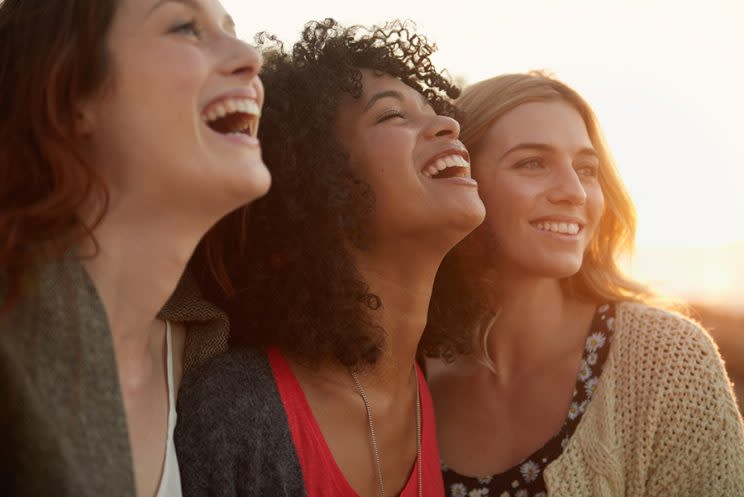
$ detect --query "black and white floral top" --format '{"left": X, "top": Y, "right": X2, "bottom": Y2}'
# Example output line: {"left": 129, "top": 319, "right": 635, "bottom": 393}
{"left": 442, "top": 303, "right": 616, "bottom": 497}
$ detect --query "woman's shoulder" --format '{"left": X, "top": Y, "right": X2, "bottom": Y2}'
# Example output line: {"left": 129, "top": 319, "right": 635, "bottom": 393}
{"left": 176, "top": 347, "right": 290, "bottom": 439}
{"left": 613, "top": 301, "right": 719, "bottom": 359}
{"left": 175, "top": 347, "right": 293, "bottom": 460}
{"left": 178, "top": 347, "right": 277, "bottom": 409}
{"left": 609, "top": 301, "right": 734, "bottom": 401}
{"left": 175, "top": 349, "right": 305, "bottom": 495}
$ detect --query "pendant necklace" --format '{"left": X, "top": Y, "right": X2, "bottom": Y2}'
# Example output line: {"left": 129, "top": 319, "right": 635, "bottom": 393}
{"left": 351, "top": 367, "right": 422, "bottom": 497}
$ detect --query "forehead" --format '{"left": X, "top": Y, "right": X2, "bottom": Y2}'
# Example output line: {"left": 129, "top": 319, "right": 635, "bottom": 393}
{"left": 117, "top": 0, "right": 230, "bottom": 23}
{"left": 358, "top": 69, "right": 416, "bottom": 97}
{"left": 339, "top": 69, "right": 423, "bottom": 110}
{"left": 484, "top": 100, "right": 592, "bottom": 152}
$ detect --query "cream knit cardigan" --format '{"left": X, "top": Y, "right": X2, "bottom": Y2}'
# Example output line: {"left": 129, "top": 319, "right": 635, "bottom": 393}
{"left": 543, "top": 302, "right": 744, "bottom": 496}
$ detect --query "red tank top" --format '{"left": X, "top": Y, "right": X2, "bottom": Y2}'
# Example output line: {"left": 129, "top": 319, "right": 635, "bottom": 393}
{"left": 267, "top": 347, "right": 444, "bottom": 497}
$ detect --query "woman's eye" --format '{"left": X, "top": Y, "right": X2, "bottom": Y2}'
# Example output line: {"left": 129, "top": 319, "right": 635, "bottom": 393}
{"left": 170, "top": 20, "right": 201, "bottom": 38}
{"left": 577, "top": 164, "right": 599, "bottom": 177}
{"left": 376, "top": 110, "right": 406, "bottom": 123}
{"left": 515, "top": 158, "right": 544, "bottom": 170}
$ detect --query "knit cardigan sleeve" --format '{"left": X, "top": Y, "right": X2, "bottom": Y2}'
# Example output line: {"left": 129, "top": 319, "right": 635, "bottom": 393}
{"left": 642, "top": 306, "right": 744, "bottom": 495}
{"left": 545, "top": 302, "right": 744, "bottom": 496}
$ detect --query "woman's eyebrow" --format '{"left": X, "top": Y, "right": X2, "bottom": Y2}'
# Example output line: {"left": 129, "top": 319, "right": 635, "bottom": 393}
{"left": 363, "top": 90, "right": 404, "bottom": 112}
{"left": 148, "top": 0, "right": 234, "bottom": 33}
{"left": 148, "top": 0, "right": 200, "bottom": 16}
{"left": 576, "top": 147, "right": 599, "bottom": 158}
{"left": 498, "top": 143, "right": 599, "bottom": 161}
{"left": 498, "top": 143, "right": 554, "bottom": 161}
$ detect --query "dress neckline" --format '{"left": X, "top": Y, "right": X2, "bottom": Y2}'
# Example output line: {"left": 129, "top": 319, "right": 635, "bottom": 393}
{"left": 442, "top": 303, "right": 617, "bottom": 496}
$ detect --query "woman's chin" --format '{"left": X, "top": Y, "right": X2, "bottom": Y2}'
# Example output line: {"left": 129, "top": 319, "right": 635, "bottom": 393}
{"left": 458, "top": 207, "right": 487, "bottom": 241}
{"left": 228, "top": 161, "right": 272, "bottom": 206}
{"left": 535, "top": 258, "right": 584, "bottom": 280}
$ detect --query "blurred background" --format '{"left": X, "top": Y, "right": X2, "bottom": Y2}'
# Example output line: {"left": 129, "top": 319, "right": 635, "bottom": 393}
{"left": 223, "top": 0, "right": 744, "bottom": 407}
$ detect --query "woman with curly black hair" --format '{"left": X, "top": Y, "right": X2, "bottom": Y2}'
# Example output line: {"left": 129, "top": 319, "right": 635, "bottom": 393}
{"left": 174, "top": 18, "right": 485, "bottom": 497}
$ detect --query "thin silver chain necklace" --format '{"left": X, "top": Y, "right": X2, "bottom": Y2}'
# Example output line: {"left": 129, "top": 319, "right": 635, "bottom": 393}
{"left": 350, "top": 368, "right": 422, "bottom": 497}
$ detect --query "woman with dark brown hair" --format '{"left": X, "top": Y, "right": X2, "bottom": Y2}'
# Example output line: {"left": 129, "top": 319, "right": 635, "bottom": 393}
{"left": 0, "top": 1, "right": 267, "bottom": 496}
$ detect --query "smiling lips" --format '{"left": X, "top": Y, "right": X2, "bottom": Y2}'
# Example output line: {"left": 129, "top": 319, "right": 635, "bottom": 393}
{"left": 201, "top": 97, "right": 261, "bottom": 137}
{"left": 422, "top": 153, "right": 471, "bottom": 179}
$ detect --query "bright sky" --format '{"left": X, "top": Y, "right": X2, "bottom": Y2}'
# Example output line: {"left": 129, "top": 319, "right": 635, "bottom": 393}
{"left": 223, "top": 0, "right": 744, "bottom": 307}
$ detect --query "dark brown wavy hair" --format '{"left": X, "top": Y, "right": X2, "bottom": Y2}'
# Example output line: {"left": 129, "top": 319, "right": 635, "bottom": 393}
{"left": 0, "top": 0, "right": 117, "bottom": 304}
{"left": 191, "top": 18, "right": 462, "bottom": 368}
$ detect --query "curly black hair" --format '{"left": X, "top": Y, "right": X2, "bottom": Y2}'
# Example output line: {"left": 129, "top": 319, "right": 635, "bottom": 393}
{"left": 192, "top": 18, "right": 463, "bottom": 368}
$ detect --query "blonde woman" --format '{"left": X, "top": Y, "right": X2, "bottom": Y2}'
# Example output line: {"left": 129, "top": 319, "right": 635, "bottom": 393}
{"left": 424, "top": 72, "right": 744, "bottom": 497}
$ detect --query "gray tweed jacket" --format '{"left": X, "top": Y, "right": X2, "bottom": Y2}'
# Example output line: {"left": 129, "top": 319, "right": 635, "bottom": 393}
{"left": 0, "top": 256, "right": 229, "bottom": 497}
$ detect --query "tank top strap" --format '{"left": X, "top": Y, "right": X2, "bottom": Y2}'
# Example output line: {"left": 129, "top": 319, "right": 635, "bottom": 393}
{"left": 165, "top": 319, "right": 176, "bottom": 416}
{"left": 156, "top": 319, "right": 183, "bottom": 497}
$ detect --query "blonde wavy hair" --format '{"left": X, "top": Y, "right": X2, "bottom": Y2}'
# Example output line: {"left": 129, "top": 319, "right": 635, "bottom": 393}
{"left": 423, "top": 72, "right": 670, "bottom": 366}
{"left": 460, "top": 71, "right": 653, "bottom": 303}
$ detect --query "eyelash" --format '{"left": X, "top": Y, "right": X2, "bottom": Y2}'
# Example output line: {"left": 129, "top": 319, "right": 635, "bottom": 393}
{"left": 376, "top": 110, "right": 406, "bottom": 123}
{"left": 515, "top": 159, "right": 599, "bottom": 177}
{"left": 576, "top": 164, "right": 599, "bottom": 177}
{"left": 515, "top": 158, "right": 544, "bottom": 170}
{"left": 170, "top": 19, "right": 201, "bottom": 38}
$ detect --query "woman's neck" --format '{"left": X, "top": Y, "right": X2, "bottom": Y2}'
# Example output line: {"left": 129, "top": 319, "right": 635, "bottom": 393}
{"left": 477, "top": 273, "right": 596, "bottom": 385}
{"left": 80, "top": 195, "right": 207, "bottom": 384}
{"left": 347, "top": 244, "right": 442, "bottom": 395}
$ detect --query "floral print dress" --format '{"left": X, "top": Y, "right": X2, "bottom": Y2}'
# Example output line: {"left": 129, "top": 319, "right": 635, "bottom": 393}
{"left": 442, "top": 303, "right": 616, "bottom": 497}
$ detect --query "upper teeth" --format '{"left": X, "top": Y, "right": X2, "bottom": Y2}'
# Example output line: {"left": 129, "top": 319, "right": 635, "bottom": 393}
{"left": 534, "top": 221, "right": 580, "bottom": 235}
{"left": 202, "top": 98, "right": 261, "bottom": 123}
{"left": 422, "top": 154, "right": 470, "bottom": 178}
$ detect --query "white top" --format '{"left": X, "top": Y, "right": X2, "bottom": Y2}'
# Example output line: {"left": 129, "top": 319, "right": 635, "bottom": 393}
{"left": 156, "top": 320, "right": 183, "bottom": 497}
